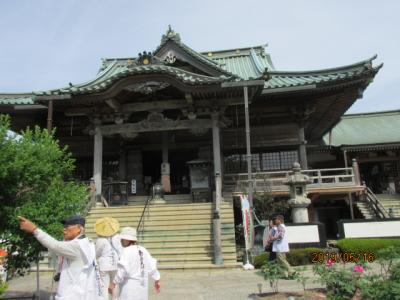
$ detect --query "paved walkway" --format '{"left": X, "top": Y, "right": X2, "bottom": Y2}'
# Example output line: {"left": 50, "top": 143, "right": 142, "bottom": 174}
{"left": 3, "top": 267, "right": 324, "bottom": 300}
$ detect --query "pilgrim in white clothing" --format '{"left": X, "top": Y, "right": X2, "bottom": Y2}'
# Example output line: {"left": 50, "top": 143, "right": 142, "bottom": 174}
{"left": 19, "top": 215, "right": 103, "bottom": 300}
{"left": 95, "top": 217, "right": 122, "bottom": 299}
{"left": 108, "top": 227, "right": 160, "bottom": 300}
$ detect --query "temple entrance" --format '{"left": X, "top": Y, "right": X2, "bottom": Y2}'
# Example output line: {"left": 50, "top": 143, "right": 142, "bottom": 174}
{"left": 170, "top": 149, "right": 197, "bottom": 194}
{"left": 142, "top": 151, "right": 162, "bottom": 194}
{"left": 142, "top": 149, "right": 197, "bottom": 195}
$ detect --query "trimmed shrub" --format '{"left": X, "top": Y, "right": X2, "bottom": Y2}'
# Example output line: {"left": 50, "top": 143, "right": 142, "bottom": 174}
{"left": 252, "top": 247, "right": 321, "bottom": 268}
{"left": 337, "top": 238, "right": 400, "bottom": 259}
{"left": 287, "top": 248, "right": 321, "bottom": 266}
{"left": 253, "top": 252, "right": 269, "bottom": 269}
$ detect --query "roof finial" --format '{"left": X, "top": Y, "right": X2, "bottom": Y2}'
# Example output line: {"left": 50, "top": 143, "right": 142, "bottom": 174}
{"left": 161, "top": 25, "right": 181, "bottom": 44}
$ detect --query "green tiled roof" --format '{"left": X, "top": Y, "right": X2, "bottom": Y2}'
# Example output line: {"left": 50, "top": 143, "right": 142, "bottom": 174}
{"left": 323, "top": 110, "right": 400, "bottom": 147}
{"left": 264, "top": 56, "right": 381, "bottom": 91}
{"left": 204, "top": 47, "right": 275, "bottom": 80}
{"left": 35, "top": 62, "right": 233, "bottom": 97}
{"left": 0, "top": 94, "right": 35, "bottom": 105}
{"left": 0, "top": 28, "right": 381, "bottom": 104}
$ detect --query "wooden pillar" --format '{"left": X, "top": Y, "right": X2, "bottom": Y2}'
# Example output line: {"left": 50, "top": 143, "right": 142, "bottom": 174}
{"left": 343, "top": 149, "right": 354, "bottom": 219}
{"left": 46, "top": 100, "right": 54, "bottom": 132}
{"left": 93, "top": 125, "right": 103, "bottom": 204}
{"left": 243, "top": 86, "right": 253, "bottom": 208}
{"left": 119, "top": 146, "right": 127, "bottom": 180}
{"left": 162, "top": 132, "right": 168, "bottom": 163}
{"left": 352, "top": 158, "right": 361, "bottom": 186}
{"left": 211, "top": 112, "right": 223, "bottom": 265}
{"left": 161, "top": 132, "right": 171, "bottom": 193}
{"left": 298, "top": 124, "right": 308, "bottom": 169}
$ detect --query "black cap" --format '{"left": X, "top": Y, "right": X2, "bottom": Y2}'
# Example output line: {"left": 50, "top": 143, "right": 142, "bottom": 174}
{"left": 61, "top": 215, "right": 85, "bottom": 227}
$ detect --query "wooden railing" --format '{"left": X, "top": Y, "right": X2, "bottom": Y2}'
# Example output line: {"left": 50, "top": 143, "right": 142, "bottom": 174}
{"left": 364, "top": 187, "right": 391, "bottom": 219}
{"left": 224, "top": 167, "right": 359, "bottom": 194}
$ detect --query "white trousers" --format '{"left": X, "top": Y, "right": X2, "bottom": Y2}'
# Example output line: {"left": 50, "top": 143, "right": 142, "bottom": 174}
{"left": 100, "top": 270, "right": 119, "bottom": 300}
{"left": 119, "top": 277, "right": 148, "bottom": 300}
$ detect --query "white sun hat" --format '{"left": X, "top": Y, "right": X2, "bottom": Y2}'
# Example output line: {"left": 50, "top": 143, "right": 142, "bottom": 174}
{"left": 119, "top": 227, "right": 137, "bottom": 241}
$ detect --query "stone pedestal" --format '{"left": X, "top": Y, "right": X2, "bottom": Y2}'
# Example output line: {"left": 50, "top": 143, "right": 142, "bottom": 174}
{"left": 290, "top": 202, "right": 311, "bottom": 223}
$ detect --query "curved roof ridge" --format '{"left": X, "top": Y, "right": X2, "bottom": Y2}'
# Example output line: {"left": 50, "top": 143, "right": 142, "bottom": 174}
{"left": 200, "top": 44, "right": 267, "bottom": 55}
{"left": 269, "top": 55, "right": 380, "bottom": 75}
{"left": 343, "top": 109, "right": 400, "bottom": 118}
{"left": 249, "top": 48, "right": 265, "bottom": 74}
{"left": 72, "top": 60, "right": 119, "bottom": 88}
{"left": 0, "top": 92, "right": 34, "bottom": 97}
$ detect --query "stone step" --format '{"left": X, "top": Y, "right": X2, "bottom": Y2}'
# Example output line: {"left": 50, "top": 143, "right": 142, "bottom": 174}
{"left": 147, "top": 247, "right": 237, "bottom": 256}
{"left": 139, "top": 241, "right": 236, "bottom": 249}
{"left": 86, "top": 219, "right": 234, "bottom": 229}
{"left": 157, "top": 262, "right": 242, "bottom": 270}
{"left": 155, "top": 255, "right": 237, "bottom": 263}
{"left": 355, "top": 202, "right": 375, "bottom": 219}
{"left": 90, "top": 202, "right": 233, "bottom": 210}
{"left": 86, "top": 211, "right": 234, "bottom": 220}
{"left": 87, "top": 223, "right": 234, "bottom": 233}
{"left": 133, "top": 235, "right": 235, "bottom": 243}
{"left": 88, "top": 208, "right": 232, "bottom": 216}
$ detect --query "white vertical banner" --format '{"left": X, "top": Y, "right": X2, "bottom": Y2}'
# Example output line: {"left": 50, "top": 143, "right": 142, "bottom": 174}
{"left": 240, "top": 194, "right": 254, "bottom": 251}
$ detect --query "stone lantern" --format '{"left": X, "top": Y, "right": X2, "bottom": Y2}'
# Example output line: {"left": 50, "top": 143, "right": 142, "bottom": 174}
{"left": 152, "top": 182, "right": 166, "bottom": 204}
{"left": 285, "top": 162, "right": 312, "bottom": 223}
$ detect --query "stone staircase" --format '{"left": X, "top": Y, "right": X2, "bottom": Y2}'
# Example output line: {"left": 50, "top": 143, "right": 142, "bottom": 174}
{"left": 376, "top": 194, "right": 400, "bottom": 217}
{"left": 355, "top": 201, "right": 375, "bottom": 219}
{"left": 85, "top": 202, "right": 240, "bottom": 269}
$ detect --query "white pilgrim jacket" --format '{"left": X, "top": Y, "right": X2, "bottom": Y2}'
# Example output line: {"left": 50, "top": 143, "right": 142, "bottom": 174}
{"left": 95, "top": 235, "right": 122, "bottom": 272}
{"left": 33, "top": 229, "right": 103, "bottom": 300}
{"left": 113, "top": 245, "right": 160, "bottom": 300}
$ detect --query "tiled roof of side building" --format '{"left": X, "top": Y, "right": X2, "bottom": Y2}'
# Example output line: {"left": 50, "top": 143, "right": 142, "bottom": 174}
{"left": 0, "top": 94, "right": 35, "bottom": 105}
{"left": 323, "top": 110, "right": 400, "bottom": 147}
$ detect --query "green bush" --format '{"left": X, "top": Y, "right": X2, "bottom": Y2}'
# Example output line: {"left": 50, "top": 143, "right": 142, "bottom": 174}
{"left": 337, "top": 239, "right": 400, "bottom": 259}
{"left": 252, "top": 247, "right": 320, "bottom": 268}
{"left": 0, "top": 279, "right": 7, "bottom": 296}
{"left": 253, "top": 252, "right": 269, "bottom": 269}
{"left": 287, "top": 248, "right": 321, "bottom": 266}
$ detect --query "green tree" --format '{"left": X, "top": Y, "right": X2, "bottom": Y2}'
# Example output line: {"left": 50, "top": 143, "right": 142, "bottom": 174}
{"left": 253, "top": 193, "right": 290, "bottom": 222}
{"left": 0, "top": 114, "right": 88, "bottom": 273}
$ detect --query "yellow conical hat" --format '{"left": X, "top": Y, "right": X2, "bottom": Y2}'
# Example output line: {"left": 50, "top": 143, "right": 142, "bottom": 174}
{"left": 94, "top": 217, "right": 120, "bottom": 237}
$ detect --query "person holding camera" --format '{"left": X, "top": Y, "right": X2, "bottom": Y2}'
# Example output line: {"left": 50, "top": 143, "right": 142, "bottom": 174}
{"left": 19, "top": 215, "right": 103, "bottom": 300}
{"left": 263, "top": 219, "right": 277, "bottom": 262}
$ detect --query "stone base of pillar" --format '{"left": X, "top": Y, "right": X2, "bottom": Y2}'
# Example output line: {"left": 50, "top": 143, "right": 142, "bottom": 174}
{"left": 213, "top": 217, "right": 223, "bottom": 265}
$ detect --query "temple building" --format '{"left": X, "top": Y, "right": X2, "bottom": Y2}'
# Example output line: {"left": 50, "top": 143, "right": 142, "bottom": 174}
{"left": 0, "top": 28, "right": 386, "bottom": 265}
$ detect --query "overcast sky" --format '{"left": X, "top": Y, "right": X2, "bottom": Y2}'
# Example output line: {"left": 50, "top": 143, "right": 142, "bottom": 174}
{"left": 0, "top": 0, "right": 399, "bottom": 113}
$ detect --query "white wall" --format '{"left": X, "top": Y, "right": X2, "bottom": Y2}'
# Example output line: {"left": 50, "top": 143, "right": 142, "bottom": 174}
{"left": 343, "top": 220, "right": 400, "bottom": 238}
{"left": 286, "top": 225, "right": 320, "bottom": 243}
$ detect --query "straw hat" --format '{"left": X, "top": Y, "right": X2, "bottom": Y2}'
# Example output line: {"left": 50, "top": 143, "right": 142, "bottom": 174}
{"left": 119, "top": 227, "right": 137, "bottom": 241}
{"left": 94, "top": 217, "right": 120, "bottom": 237}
